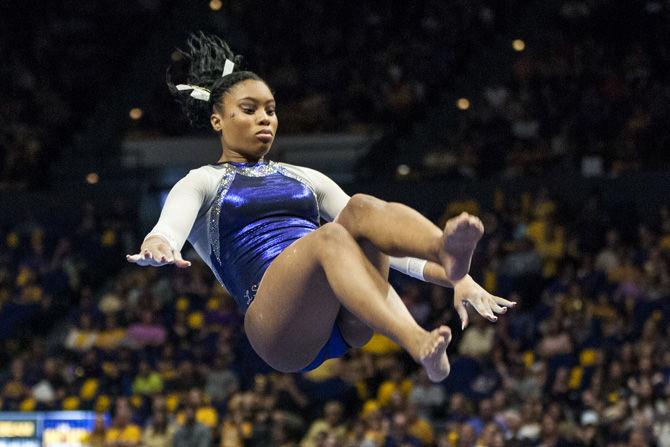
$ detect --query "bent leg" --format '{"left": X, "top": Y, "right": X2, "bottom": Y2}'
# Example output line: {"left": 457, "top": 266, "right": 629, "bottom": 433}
{"left": 245, "top": 223, "right": 451, "bottom": 381}
{"left": 335, "top": 239, "right": 386, "bottom": 348}
{"left": 336, "top": 194, "right": 484, "bottom": 281}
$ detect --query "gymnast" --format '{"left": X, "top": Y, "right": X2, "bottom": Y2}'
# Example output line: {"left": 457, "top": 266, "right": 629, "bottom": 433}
{"left": 126, "top": 33, "right": 515, "bottom": 382}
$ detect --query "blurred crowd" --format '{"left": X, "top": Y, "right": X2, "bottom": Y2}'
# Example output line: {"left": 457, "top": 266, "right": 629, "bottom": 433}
{"left": 0, "top": 0, "right": 157, "bottom": 188}
{"left": 4, "top": 0, "right": 670, "bottom": 187}
{"left": 414, "top": 0, "right": 670, "bottom": 179}
{"left": 145, "top": 0, "right": 670, "bottom": 179}
{"left": 3, "top": 0, "right": 670, "bottom": 446}
{"left": 143, "top": 0, "right": 494, "bottom": 136}
{"left": 1, "top": 185, "right": 670, "bottom": 447}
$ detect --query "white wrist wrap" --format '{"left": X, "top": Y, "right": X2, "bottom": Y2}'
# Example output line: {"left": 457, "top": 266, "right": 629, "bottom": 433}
{"left": 389, "top": 256, "right": 427, "bottom": 281}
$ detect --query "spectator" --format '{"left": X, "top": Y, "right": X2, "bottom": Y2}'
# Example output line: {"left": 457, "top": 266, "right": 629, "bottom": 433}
{"left": 31, "top": 357, "right": 66, "bottom": 409}
{"left": 300, "top": 400, "right": 347, "bottom": 447}
{"left": 88, "top": 414, "right": 107, "bottom": 447}
{"left": 142, "top": 405, "right": 176, "bottom": 447}
{"left": 204, "top": 351, "right": 239, "bottom": 405}
{"left": 458, "top": 315, "right": 495, "bottom": 360}
{"left": 126, "top": 309, "right": 167, "bottom": 348}
{"left": 408, "top": 369, "right": 446, "bottom": 422}
{"left": 105, "top": 398, "right": 141, "bottom": 447}
{"left": 1, "top": 359, "right": 27, "bottom": 410}
{"left": 131, "top": 360, "right": 163, "bottom": 396}
{"left": 383, "top": 411, "right": 421, "bottom": 447}
{"left": 173, "top": 402, "right": 212, "bottom": 447}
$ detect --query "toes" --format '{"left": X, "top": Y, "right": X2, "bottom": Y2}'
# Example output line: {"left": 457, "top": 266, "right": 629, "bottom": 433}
{"left": 437, "top": 327, "right": 452, "bottom": 345}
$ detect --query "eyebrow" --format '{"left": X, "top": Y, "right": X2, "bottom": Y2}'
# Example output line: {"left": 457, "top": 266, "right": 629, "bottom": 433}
{"left": 237, "top": 97, "right": 275, "bottom": 104}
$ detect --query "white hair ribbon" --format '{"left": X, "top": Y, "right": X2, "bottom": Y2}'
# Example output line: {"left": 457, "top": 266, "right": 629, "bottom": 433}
{"left": 175, "top": 59, "right": 234, "bottom": 102}
{"left": 222, "top": 59, "right": 235, "bottom": 77}
{"left": 176, "top": 84, "right": 211, "bottom": 102}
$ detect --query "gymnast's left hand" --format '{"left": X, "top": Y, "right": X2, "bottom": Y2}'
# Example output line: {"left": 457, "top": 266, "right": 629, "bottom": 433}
{"left": 453, "top": 274, "right": 515, "bottom": 330}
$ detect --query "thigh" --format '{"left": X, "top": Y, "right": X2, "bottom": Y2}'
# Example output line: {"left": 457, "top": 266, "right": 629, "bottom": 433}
{"left": 245, "top": 227, "right": 342, "bottom": 373}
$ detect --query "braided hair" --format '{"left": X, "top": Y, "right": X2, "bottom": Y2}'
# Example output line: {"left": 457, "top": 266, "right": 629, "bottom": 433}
{"left": 167, "top": 32, "right": 264, "bottom": 129}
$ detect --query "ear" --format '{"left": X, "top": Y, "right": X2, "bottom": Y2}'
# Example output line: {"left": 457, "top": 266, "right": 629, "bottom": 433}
{"left": 210, "top": 111, "right": 223, "bottom": 133}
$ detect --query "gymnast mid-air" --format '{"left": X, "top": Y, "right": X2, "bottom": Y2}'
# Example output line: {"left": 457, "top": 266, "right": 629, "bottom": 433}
{"left": 126, "top": 32, "right": 515, "bottom": 381}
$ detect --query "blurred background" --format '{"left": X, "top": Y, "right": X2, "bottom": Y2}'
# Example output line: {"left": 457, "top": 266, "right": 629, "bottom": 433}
{"left": 1, "top": 0, "right": 670, "bottom": 446}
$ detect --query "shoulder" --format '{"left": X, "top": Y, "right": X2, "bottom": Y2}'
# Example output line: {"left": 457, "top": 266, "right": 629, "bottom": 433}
{"left": 185, "top": 164, "right": 224, "bottom": 180}
{"left": 276, "top": 162, "right": 335, "bottom": 187}
{"left": 175, "top": 164, "right": 225, "bottom": 192}
{"left": 276, "top": 161, "right": 322, "bottom": 177}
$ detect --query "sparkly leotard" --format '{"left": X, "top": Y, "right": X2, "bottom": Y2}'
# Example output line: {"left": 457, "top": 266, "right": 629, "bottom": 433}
{"left": 207, "top": 161, "right": 320, "bottom": 311}
{"left": 146, "top": 159, "right": 426, "bottom": 370}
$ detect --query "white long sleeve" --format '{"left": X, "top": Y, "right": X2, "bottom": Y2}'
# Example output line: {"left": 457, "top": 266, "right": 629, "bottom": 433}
{"left": 143, "top": 162, "right": 428, "bottom": 282}
{"left": 144, "top": 167, "right": 217, "bottom": 252}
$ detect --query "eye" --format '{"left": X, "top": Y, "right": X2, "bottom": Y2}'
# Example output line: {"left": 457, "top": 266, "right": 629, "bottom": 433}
{"left": 266, "top": 108, "right": 276, "bottom": 116}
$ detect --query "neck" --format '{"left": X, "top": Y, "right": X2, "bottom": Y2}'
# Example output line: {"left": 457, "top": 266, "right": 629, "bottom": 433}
{"left": 217, "top": 147, "right": 265, "bottom": 164}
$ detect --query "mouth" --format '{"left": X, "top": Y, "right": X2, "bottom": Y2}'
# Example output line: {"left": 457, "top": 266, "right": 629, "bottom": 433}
{"left": 255, "top": 130, "right": 273, "bottom": 143}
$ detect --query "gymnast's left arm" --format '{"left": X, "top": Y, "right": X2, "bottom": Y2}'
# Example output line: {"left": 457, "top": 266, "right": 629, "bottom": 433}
{"left": 290, "top": 164, "right": 453, "bottom": 283}
{"left": 291, "top": 164, "right": 516, "bottom": 327}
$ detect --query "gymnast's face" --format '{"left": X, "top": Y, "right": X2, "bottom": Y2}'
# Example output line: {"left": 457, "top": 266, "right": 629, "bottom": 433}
{"left": 211, "top": 79, "right": 278, "bottom": 161}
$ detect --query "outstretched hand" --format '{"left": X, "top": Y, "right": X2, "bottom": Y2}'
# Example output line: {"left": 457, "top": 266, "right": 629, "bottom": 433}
{"left": 126, "top": 236, "right": 191, "bottom": 268}
{"left": 453, "top": 275, "right": 515, "bottom": 330}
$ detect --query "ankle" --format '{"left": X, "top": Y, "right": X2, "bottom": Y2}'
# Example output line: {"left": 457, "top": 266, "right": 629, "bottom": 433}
{"left": 405, "top": 328, "right": 429, "bottom": 361}
{"left": 431, "top": 235, "right": 444, "bottom": 264}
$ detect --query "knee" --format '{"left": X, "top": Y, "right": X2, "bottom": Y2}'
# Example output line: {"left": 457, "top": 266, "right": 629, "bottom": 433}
{"left": 337, "top": 194, "right": 384, "bottom": 227}
{"left": 318, "top": 222, "right": 352, "bottom": 243}
{"left": 316, "top": 222, "right": 356, "bottom": 255}
{"left": 343, "top": 326, "right": 373, "bottom": 348}
{"left": 337, "top": 312, "right": 373, "bottom": 348}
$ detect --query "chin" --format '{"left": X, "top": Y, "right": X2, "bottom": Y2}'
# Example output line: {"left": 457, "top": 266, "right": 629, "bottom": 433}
{"left": 255, "top": 143, "right": 273, "bottom": 157}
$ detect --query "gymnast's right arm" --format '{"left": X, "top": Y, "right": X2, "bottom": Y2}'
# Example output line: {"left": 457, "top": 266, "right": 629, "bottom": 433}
{"left": 126, "top": 171, "right": 206, "bottom": 268}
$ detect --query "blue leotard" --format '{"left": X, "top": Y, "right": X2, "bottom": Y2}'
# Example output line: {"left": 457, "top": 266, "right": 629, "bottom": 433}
{"left": 207, "top": 161, "right": 319, "bottom": 311}
{"left": 146, "top": 159, "right": 425, "bottom": 371}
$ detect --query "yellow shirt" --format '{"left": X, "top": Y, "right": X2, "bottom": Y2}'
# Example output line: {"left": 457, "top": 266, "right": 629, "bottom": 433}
{"left": 376, "top": 379, "right": 413, "bottom": 407}
{"left": 105, "top": 424, "right": 142, "bottom": 445}
{"left": 528, "top": 220, "right": 565, "bottom": 277}
{"left": 409, "top": 418, "right": 434, "bottom": 446}
{"left": 142, "top": 425, "right": 176, "bottom": 447}
{"left": 95, "top": 328, "right": 127, "bottom": 350}
{"left": 176, "top": 406, "right": 219, "bottom": 428}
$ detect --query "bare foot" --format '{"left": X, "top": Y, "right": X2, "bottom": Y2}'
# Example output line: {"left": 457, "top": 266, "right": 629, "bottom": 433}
{"left": 418, "top": 326, "right": 452, "bottom": 383}
{"left": 440, "top": 212, "right": 484, "bottom": 282}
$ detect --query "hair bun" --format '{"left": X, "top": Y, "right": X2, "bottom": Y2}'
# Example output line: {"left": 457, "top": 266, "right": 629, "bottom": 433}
{"left": 166, "top": 32, "right": 262, "bottom": 130}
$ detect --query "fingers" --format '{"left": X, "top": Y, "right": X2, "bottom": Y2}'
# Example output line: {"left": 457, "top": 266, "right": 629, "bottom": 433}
{"left": 491, "top": 302, "right": 507, "bottom": 314}
{"left": 157, "top": 245, "right": 174, "bottom": 264}
{"left": 173, "top": 250, "right": 192, "bottom": 268}
{"left": 468, "top": 298, "right": 497, "bottom": 322}
{"left": 494, "top": 296, "right": 517, "bottom": 308}
{"left": 126, "top": 245, "right": 190, "bottom": 268}
{"left": 455, "top": 301, "right": 469, "bottom": 331}
{"left": 144, "top": 246, "right": 165, "bottom": 265}
{"left": 127, "top": 250, "right": 161, "bottom": 266}
{"left": 126, "top": 254, "right": 144, "bottom": 263}
{"left": 126, "top": 253, "right": 152, "bottom": 266}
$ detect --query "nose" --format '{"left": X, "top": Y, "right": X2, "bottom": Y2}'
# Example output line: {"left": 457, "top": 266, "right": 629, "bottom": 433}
{"left": 257, "top": 111, "right": 271, "bottom": 125}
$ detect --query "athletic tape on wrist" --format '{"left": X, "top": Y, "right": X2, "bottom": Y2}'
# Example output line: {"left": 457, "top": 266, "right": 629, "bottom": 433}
{"left": 407, "top": 258, "right": 427, "bottom": 281}
{"left": 390, "top": 256, "right": 427, "bottom": 281}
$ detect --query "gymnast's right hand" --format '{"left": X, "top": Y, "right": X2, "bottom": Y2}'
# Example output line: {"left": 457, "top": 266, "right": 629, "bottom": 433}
{"left": 126, "top": 236, "right": 191, "bottom": 268}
